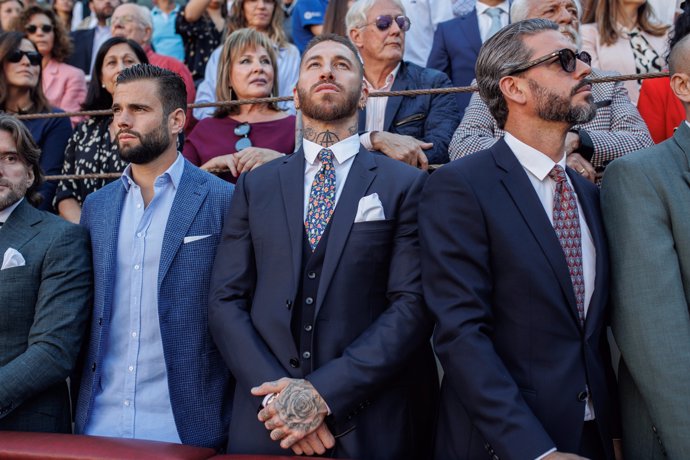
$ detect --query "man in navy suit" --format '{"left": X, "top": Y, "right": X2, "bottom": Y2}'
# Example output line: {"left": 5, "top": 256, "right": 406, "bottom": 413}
{"left": 75, "top": 65, "right": 233, "bottom": 450}
{"left": 209, "top": 33, "right": 437, "bottom": 459}
{"left": 420, "top": 19, "right": 620, "bottom": 460}
{"left": 427, "top": 0, "right": 509, "bottom": 112}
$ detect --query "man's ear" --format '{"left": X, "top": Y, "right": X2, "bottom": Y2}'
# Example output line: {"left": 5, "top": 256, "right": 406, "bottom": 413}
{"left": 499, "top": 75, "right": 528, "bottom": 106}
{"left": 349, "top": 26, "right": 363, "bottom": 50}
{"left": 671, "top": 72, "right": 690, "bottom": 104}
{"left": 144, "top": 26, "right": 152, "bottom": 44}
{"left": 293, "top": 85, "right": 300, "bottom": 110}
{"left": 26, "top": 167, "right": 34, "bottom": 188}
{"left": 358, "top": 82, "right": 368, "bottom": 109}
{"left": 169, "top": 107, "right": 185, "bottom": 135}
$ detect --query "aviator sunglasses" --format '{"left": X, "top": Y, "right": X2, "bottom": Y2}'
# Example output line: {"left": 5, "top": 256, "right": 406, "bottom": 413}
{"left": 26, "top": 24, "right": 54, "bottom": 34}
{"left": 361, "top": 14, "right": 411, "bottom": 32}
{"left": 7, "top": 49, "right": 42, "bottom": 66}
{"left": 509, "top": 48, "right": 591, "bottom": 75}
{"left": 234, "top": 122, "right": 252, "bottom": 151}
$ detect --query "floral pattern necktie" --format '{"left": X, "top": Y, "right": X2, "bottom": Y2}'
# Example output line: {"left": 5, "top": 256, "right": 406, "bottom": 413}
{"left": 305, "top": 148, "right": 336, "bottom": 251}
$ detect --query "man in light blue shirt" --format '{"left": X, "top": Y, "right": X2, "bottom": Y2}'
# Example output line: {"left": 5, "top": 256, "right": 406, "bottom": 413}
{"left": 75, "top": 64, "right": 234, "bottom": 450}
{"left": 151, "top": 0, "right": 185, "bottom": 61}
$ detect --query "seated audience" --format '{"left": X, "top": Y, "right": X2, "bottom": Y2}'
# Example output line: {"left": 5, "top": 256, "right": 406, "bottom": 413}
{"left": 0, "top": 0, "right": 22, "bottom": 31}
{"left": 291, "top": 0, "right": 326, "bottom": 53}
{"left": 52, "top": 0, "right": 80, "bottom": 31}
{"left": 21, "top": 6, "right": 87, "bottom": 126}
{"left": 194, "top": 0, "right": 298, "bottom": 120}
{"left": 450, "top": 0, "right": 653, "bottom": 183}
{"left": 0, "top": 113, "right": 91, "bottom": 435}
{"left": 110, "top": 3, "right": 195, "bottom": 131}
{"left": 428, "top": 0, "right": 509, "bottom": 113}
{"left": 582, "top": 0, "right": 669, "bottom": 104}
{"left": 346, "top": 0, "right": 460, "bottom": 166}
{"left": 638, "top": 3, "right": 689, "bottom": 143}
{"left": 66, "top": 0, "right": 116, "bottom": 77}
{"left": 55, "top": 37, "right": 148, "bottom": 223}
{"left": 0, "top": 31, "right": 71, "bottom": 210}
{"left": 151, "top": 0, "right": 184, "bottom": 62}
{"left": 184, "top": 28, "right": 295, "bottom": 182}
{"left": 175, "top": 0, "right": 225, "bottom": 83}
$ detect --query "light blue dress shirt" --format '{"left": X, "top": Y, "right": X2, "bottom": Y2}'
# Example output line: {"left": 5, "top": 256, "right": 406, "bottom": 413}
{"left": 84, "top": 154, "right": 185, "bottom": 443}
{"left": 151, "top": 5, "right": 185, "bottom": 62}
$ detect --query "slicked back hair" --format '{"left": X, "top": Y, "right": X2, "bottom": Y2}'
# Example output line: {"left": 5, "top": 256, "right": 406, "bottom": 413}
{"left": 301, "top": 33, "right": 364, "bottom": 79}
{"left": 0, "top": 113, "right": 43, "bottom": 206}
{"left": 476, "top": 18, "right": 559, "bottom": 129}
{"left": 115, "top": 64, "right": 187, "bottom": 118}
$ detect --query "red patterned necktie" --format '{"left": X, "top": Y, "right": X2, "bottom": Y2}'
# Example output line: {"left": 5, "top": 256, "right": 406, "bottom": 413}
{"left": 305, "top": 148, "right": 336, "bottom": 251}
{"left": 549, "top": 165, "right": 585, "bottom": 326}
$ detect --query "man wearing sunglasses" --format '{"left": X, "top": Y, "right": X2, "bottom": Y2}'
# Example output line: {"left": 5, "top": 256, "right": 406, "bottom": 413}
{"left": 449, "top": 0, "right": 653, "bottom": 184}
{"left": 346, "top": 0, "right": 460, "bottom": 168}
{"left": 421, "top": 19, "right": 619, "bottom": 460}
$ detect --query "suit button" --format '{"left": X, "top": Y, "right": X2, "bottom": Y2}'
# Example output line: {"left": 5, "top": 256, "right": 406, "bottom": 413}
{"left": 91, "top": 363, "right": 97, "bottom": 372}
{"left": 98, "top": 317, "right": 103, "bottom": 326}
{"left": 285, "top": 300, "right": 292, "bottom": 310}
{"left": 652, "top": 425, "right": 658, "bottom": 433}
{"left": 577, "top": 390, "right": 589, "bottom": 402}
{"left": 305, "top": 297, "right": 314, "bottom": 305}
{"left": 304, "top": 324, "right": 313, "bottom": 332}
{"left": 289, "top": 358, "right": 300, "bottom": 368}
{"left": 303, "top": 351, "right": 311, "bottom": 359}
{"left": 307, "top": 272, "right": 316, "bottom": 279}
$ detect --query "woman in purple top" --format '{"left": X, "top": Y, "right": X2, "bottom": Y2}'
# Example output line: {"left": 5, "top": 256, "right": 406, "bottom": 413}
{"left": 183, "top": 28, "right": 295, "bottom": 183}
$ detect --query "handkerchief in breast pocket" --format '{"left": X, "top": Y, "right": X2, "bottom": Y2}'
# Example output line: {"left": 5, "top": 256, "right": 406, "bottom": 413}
{"left": 354, "top": 193, "right": 386, "bottom": 223}
{"left": 2, "top": 247, "right": 25, "bottom": 270}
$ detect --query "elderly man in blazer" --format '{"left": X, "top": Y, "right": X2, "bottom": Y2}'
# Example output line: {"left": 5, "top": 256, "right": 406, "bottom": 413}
{"left": 601, "top": 34, "right": 690, "bottom": 459}
{"left": 208, "top": 33, "right": 437, "bottom": 459}
{"left": 0, "top": 113, "right": 91, "bottom": 433}
{"left": 449, "top": 0, "right": 653, "bottom": 184}
{"left": 74, "top": 65, "right": 233, "bottom": 450}
{"left": 421, "top": 19, "right": 620, "bottom": 459}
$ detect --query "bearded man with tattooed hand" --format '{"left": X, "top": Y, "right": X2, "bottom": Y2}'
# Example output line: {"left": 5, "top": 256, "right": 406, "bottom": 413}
{"left": 208, "top": 33, "right": 438, "bottom": 459}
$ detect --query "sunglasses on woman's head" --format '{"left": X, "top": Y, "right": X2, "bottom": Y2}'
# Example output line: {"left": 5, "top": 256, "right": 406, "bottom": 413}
{"left": 7, "top": 49, "right": 42, "bottom": 66}
{"left": 234, "top": 122, "right": 252, "bottom": 151}
{"left": 509, "top": 48, "right": 591, "bottom": 75}
{"left": 362, "top": 14, "right": 411, "bottom": 32}
{"left": 26, "top": 24, "right": 53, "bottom": 34}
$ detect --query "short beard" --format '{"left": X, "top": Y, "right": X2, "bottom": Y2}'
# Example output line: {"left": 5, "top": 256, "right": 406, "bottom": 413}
{"left": 529, "top": 79, "right": 596, "bottom": 126}
{"left": 297, "top": 82, "right": 360, "bottom": 122}
{"left": 117, "top": 122, "right": 171, "bottom": 165}
{"left": 0, "top": 178, "right": 26, "bottom": 211}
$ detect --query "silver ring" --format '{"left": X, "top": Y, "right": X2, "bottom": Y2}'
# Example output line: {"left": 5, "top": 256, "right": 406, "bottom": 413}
{"left": 578, "top": 168, "right": 586, "bottom": 174}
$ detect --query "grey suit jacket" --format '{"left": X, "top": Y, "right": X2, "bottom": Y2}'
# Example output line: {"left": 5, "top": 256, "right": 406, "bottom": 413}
{"left": 0, "top": 199, "right": 92, "bottom": 433}
{"left": 601, "top": 121, "right": 690, "bottom": 459}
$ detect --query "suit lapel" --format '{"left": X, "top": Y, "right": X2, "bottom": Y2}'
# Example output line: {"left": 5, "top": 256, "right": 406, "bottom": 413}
{"left": 459, "top": 8, "right": 482, "bottom": 54}
{"left": 0, "top": 200, "right": 42, "bottom": 251}
{"left": 383, "top": 64, "right": 409, "bottom": 132}
{"left": 494, "top": 140, "right": 580, "bottom": 324}
{"left": 357, "top": 107, "right": 366, "bottom": 134}
{"left": 315, "top": 147, "right": 377, "bottom": 318}
{"left": 98, "top": 182, "right": 125, "bottom": 326}
{"left": 279, "top": 149, "right": 307, "bottom": 295}
{"left": 158, "top": 162, "right": 208, "bottom": 287}
{"left": 673, "top": 122, "right": 690, "bottom": 188}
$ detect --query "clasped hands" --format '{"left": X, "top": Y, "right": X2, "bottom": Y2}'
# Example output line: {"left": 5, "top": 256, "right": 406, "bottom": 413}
{"left": 252, "top": 378, "right": 335, "bottom": 456}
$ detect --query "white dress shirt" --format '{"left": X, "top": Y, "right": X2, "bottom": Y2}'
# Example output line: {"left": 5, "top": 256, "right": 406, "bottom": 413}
{"left": 476, "top": 0, "right": 510, "bottom": 42}
{"left": 360, "top": 63, "right": 401, "bottom": 150}
{"left": 0, "top": 198, "right": 23, "bottom": 224}
{"left": 302, "top": 134, "right": 360, "bottom": 221}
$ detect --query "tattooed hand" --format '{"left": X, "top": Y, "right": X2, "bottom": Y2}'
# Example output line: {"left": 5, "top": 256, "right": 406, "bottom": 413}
{"left": 252, "top": 378, "right": 330, "bottom": 449}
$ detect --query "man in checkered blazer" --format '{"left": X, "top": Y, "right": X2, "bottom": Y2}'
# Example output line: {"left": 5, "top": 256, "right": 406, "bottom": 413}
{"left": 449, "top": 0, "right": 653, "bottom": 183}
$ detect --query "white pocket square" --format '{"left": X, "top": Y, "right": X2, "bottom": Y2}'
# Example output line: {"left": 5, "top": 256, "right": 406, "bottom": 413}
{"left": 183, "top": 235, "right": 211, "bottom": 244}
{"left": 354, "top": 193, "right": 386, "bottom": 223}
{"left": 1, "top": 247, "right": 25, "bottom": 270}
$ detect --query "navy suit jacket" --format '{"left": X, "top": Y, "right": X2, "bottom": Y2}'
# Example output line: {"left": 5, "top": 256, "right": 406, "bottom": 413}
{"left": 66, "top": 28, "right": 95, "bottom": 76}
{"left": 209, "top": 147, "right": 438, "bottom": 459}
{"left": 427, "top": 9, "right": 482, "bottom": 113}
{"left": 420, "top": 140, "right": 618, "bottom": 460}
{"left": 74, "top": 160, "right": 234, "bottom": 450}
{"left": 358, "top": 61, "right": 460, "bottom": 164}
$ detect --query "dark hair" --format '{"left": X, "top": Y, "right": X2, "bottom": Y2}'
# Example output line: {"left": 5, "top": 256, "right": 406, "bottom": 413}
{"left": 116, "top": 64, "right": 187, "bottom": 117}
{"left": 0, "top": 0, "right": 24, "bottom": 32}
{"left": 322, "top": 0, "right": 349, "bottom": 37}
{"left": 227, "top": 0, "right": 287, "bottom": 47}
{"left": 0, "top": 31, "right": 50, "bottom": 114}
{"left": 82, "top": 36, "right": 148, "bottom": 112}
{"left": 0, "top": 113, "right": 43, "bottom": 205}
{"left": 668, "top": 2, "right": 690, "bottom": 63}
{"left": 586, "top": 0, "right": 669, "bottom": 46}
{"left": 302, "top": 33, "right": 363, "bottom": 78}
{"left": 20, "top": 6, "right": 72, "bottom": 62}
{"left": 476, "top": 19, "right": 559, "bottom": 129}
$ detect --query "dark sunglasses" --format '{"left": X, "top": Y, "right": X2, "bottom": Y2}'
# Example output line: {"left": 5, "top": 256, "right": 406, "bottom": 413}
{"left": 7, "top": 49, "right": 42, "bottom": 66}
{"left": 234, "top": 122, "right": 252, "bottom": 151}
{"left": 26, "top": 24, "right": 53, "bottom": 34}
{"left": 509, "top": 48, "right": 591, "bottom": 75}
{"left": 363, "top": 14, "right": 411, "bottom": 32}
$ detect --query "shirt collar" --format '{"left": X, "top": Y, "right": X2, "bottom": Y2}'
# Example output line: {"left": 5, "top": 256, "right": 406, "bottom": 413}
{"left": 120, "top": 153, "right": 185, "bottom": 191}
{"left": 0, "top": 198, "right": 23, "bottom": 223}
{"left": 303, "top": 134, "right": 360, "bottom": 166}
{"left": 364, "top": 62, "right": 401, "bottom": 91}
{"left": 476, "top": 0, "right": 510, "bottom": 15}
{"left": 504, "top": 132, "right": 566, "bottom": 181}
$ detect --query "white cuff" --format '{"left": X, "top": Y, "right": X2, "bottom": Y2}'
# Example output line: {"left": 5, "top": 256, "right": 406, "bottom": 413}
{"left": 360, "top": 131, "right": 373, "bottom": 150}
